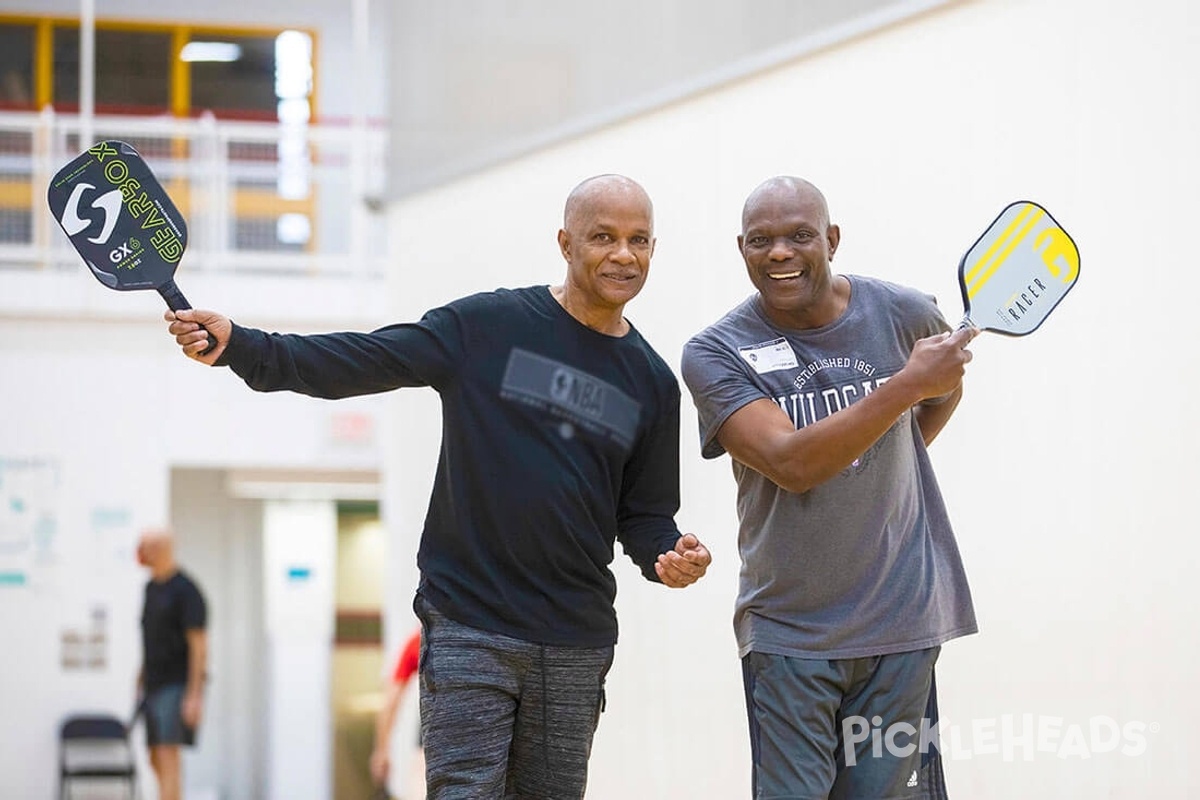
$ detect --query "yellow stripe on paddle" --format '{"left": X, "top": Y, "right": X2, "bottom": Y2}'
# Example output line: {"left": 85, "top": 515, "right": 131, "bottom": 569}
{"left": 966, "top": 204, "right": 1044, "bottom": 299}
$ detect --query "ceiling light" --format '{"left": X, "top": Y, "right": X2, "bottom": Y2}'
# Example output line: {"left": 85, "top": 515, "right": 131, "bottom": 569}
{"left": 180, "top": 42, "right": 242, "bottom": 63}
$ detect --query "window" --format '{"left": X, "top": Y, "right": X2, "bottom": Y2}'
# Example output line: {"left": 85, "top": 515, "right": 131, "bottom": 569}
{"left": 52, "top": 26, "right": 172, "bottom": 114}
{"left": 0, "top": 23, "right": 35, "bottom": 109}
{"left": 189, "top": 34, "right": 280, "bottom": 120}
{"left": 0, "top": 16, "right": 316, "bottom": 121}
{"left": 1, "top": 16, "right": 321, "bottom": 254}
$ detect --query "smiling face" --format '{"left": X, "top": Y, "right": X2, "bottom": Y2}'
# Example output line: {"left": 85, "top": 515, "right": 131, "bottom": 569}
{"left": 557, "top": 176, "right": 655, "bottom": 324}
{"left": 738, "top": 177, "right": 843, "bottom": 330}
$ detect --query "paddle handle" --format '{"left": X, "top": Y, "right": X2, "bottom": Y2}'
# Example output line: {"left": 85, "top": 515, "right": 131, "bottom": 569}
{"left": 159, "top": 279, "right": 217, "bottom": 356}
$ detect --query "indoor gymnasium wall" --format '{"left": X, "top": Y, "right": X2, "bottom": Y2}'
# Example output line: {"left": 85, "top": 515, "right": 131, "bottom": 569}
{"left": 0, "top": 313, "right": 386, "bottom": 799}
{"left": 0, "top": 2, "right": 391, "bottom": 795}
{"left": 384, "top": 0, "right": 1199, "bottom": 797}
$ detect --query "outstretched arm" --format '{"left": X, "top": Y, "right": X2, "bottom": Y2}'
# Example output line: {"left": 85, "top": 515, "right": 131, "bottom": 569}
{"left": 165, "top": 306, "right": 463, "bottom": 399}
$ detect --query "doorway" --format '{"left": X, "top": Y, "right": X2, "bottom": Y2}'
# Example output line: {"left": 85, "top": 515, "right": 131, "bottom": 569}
{"left": 331, "top": 500, "right": 387, "bottom": 800}
{"left": 169, "top": 466, "right": 383, "bottom": 800}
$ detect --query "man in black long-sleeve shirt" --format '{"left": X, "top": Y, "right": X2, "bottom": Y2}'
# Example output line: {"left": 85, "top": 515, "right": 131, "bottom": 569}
{"left": 165, "top": 174, "right": 711, "bottom": 799}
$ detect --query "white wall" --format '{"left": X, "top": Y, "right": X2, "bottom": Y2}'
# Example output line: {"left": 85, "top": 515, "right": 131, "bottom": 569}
{"left": 0, "top": 312, "right": 385, "bottom": 800}
{"left": 385, "top": 0, "right": 946, "bottom": 195}
{"left": 384, "top": 0, "right": 1200, "bottom": 797}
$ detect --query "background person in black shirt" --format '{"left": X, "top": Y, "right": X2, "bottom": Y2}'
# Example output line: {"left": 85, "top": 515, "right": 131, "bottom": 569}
{"left": 137, "top": 527, "right": 208, "bottom": 800}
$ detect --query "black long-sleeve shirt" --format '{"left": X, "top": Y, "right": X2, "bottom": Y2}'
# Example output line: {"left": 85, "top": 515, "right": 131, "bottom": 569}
{"left": 220, "top": 286, "right": 683, "bottom": 646}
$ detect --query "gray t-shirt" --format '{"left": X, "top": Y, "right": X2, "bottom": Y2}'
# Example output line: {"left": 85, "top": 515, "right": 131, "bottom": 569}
{"left": 681, "top": 275, "right": 977, "bottom": 659}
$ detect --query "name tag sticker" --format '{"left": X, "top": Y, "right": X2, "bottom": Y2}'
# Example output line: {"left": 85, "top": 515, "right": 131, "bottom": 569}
{"left": 738, "top": 338, "right": 798, "bottom": 374}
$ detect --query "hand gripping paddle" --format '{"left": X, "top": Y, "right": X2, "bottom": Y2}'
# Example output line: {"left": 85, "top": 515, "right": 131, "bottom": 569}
{"left": 957, "top": 201, "right": 1080, "bottom": 335}
{"left": 47, "top": 139, "right": 215, "bottom": 353}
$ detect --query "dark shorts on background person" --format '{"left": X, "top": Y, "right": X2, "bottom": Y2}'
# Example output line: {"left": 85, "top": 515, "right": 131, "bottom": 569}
{"left": 143, "top": 683, "right": 196, "bottom": 747}
{"left": 742, "top": 646, "right": 947, "bottom": 800}
{"left": 415, "top": 594, "right": 614, "bottom": 800}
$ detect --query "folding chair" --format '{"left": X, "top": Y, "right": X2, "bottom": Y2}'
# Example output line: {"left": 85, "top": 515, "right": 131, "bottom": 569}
{"left": 59, "top": 713, "right": 137, "bottom": 800}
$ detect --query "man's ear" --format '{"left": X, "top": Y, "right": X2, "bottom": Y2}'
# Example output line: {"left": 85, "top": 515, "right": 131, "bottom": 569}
{"left": 557, "top": 228, "right": 571, "bottom": 261}
{"left": 736, "top": 234, "right": 744, "bottom": 255}
{"left": 827, "top": 224, "right": 841, "bottom": 260}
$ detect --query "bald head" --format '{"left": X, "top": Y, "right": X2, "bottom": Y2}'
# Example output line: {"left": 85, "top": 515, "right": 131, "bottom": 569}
{"left": 142, "top": 527, "right": 172, "bottom": 541}
{"left": 564, "top": 174, "right": 653, "bottom": 233}
{"left": 742, "top": 176, "right": 830, "bottom": 234}
{"left": 137, "top": 527, "right": 176, "bottom": 573}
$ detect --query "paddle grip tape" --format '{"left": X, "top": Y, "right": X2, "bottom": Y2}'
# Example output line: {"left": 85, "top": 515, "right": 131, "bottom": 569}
{"left": 158, "top": 279, "right": 217, "bottom": 356}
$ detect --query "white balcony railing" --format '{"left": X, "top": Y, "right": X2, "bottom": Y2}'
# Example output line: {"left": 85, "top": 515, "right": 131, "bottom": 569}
{"left": 1, "top": 107, "right": 390, "bottom": 280}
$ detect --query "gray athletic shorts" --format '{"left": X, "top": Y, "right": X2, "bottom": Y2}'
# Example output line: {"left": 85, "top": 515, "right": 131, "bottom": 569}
{"left": 414, "top": 595, "right": 614, "bottom": 800}
{"left": 143, "top": 683, "right": 196, "bottom": 747}
{"left": 742, "top": 646, "right": 947, "bottom": 800}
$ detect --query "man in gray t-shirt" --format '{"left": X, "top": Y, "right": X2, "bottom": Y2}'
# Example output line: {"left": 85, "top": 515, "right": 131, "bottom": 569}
{"left": 681, "top": 176, "right": 978, "bottom": 799}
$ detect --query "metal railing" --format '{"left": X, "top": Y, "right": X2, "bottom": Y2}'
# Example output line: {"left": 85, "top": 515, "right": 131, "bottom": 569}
{"left": 0, "top": 108, "right": 391, "bottom": 279}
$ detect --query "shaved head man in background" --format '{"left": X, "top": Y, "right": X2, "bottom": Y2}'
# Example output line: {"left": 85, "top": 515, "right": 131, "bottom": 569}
{"left": 137, "top": 528, "right": 208, "bottom": 800}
